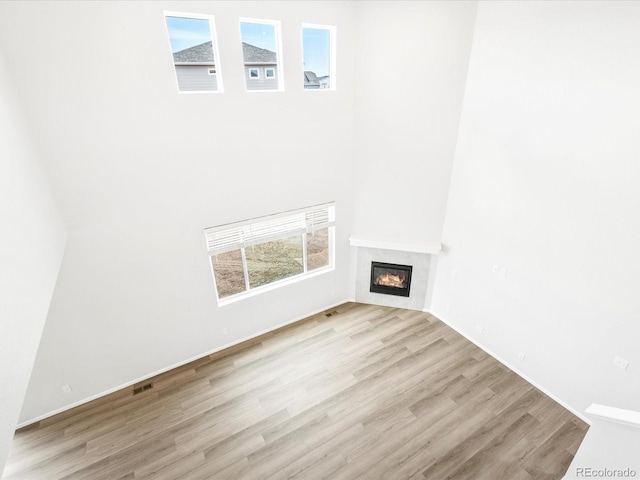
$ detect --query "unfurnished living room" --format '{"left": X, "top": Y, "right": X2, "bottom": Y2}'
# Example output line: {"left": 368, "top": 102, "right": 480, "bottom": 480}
{"left": 1, "top": 1, "right": 639, "bottom": 479}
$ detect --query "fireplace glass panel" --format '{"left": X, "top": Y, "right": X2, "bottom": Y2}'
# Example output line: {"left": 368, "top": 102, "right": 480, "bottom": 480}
{"left": 370, "top": 261, "right": 412, "bottom": 297}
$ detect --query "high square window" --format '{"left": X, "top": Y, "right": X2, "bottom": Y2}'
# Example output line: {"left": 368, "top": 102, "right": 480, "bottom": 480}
{"left": 204, "top": 203, "right": 335, "bottom": 304}
{"left": 240, "top": 18, "right": 283, "bottom": 92}
{"left": 164, "top": 12, "right": 223, "bottom": 93}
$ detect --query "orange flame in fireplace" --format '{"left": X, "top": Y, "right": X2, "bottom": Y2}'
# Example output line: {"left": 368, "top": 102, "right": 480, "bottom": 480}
{"left": 376, "top": 272, "right": 406, "bottom": 288}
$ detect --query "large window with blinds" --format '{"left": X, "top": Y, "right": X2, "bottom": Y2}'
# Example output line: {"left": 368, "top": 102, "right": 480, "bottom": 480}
{"left": 204, "top": 203, "right": 335, "bottom": 304}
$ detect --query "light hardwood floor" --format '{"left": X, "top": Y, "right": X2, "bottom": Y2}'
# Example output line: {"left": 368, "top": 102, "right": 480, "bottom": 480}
{"left": 4, "top": 303, "right": 588, "bottom": 480}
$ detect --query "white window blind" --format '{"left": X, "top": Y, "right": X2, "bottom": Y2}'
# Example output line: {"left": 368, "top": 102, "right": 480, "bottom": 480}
{"left": 204, "top": 203, "right": 335, "bottom": 255}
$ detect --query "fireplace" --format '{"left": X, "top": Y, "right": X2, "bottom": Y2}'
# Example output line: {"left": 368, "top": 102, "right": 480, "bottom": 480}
{"left": 370, "top": 261, "right": 412, "bottom": 297}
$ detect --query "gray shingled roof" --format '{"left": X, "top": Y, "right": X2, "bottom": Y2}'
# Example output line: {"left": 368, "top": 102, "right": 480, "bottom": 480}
{"left": 242, "top": 42, "right": 277, "bottom": 64}
{"left": 172, "top": 41, "right": 276, "bottom": 65}
{"left": 304, "top": 71, "right": 320, "bottom": 87}
{"left": 173, "top": 41, "right": 215, "bottom": 64}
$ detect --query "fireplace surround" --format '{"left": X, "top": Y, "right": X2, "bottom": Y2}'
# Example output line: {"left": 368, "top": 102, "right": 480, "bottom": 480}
{"left": 352, "top": 243, "right": 435, "bottom": 311}
{"left": 370, "top": 261, "right": 413, "bottom": 297}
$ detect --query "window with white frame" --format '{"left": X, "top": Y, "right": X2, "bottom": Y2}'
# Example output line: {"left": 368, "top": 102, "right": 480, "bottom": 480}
{"left": 204, "top": 203, "right": 335, "bottom": 303}
{"left": 302, "top": 24, "right": 336, "bottom": 90}
{"left": 164, "top": 12, "right": 223, "bottom": 93}
{"left": 240, "top": 18, "right": 283, "bottom": 91}
{"left": 265, "top": 68, "right": 276, "bottom": 79}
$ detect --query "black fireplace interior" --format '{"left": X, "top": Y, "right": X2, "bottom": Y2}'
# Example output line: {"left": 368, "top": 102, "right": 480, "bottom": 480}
{"left": 370, "top": 261, "right": 412, "bottom": 297}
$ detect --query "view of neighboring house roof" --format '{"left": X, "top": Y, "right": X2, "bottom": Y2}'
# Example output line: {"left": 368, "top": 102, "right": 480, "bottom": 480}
{"left": 173, "top": 41, "right": 215, "bottom": 64}
{"left": 173, "top": 41, "right": 277, "bottom": 65}
{"left": 242, "top": 42, "right": 277, "bottom": 64}
{"left": 304, "top": 71, "right": 320, "bottom": 88}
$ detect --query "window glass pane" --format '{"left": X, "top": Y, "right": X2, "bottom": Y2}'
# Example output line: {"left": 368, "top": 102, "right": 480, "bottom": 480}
{"left": 166, "top": 15, "right": 222, "bottom": 92}
{"left": 240, "top": 20, "right": 281, "bottom": 91}
{"left": 303, "top": 26, "right": 332, "bottom": 90}
{"left": 306, "top": 228, "right": 330, "bottom": 271}
{"left": 211, "top": 250, "right": 246, "bottom": 298}
{"left": 245, "top": 235, "right": 303, "bottom": 288}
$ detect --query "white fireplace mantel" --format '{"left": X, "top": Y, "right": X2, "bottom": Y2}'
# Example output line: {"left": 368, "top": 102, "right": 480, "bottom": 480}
{"left": 349, "top": 237, "right": 441, "bottom": 255}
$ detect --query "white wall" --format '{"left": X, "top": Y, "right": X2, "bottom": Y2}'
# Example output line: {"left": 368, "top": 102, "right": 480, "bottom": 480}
{"left": 0, "top": 49, "right": 67, "bottom": 475}
{"left": 566, "top": 417, "right": 640, "bottom": 478}
{"left": 432, "top": 1, "right": 640, "bottom": 416}
{"left": 0, "top": 0, "right": 358, "bottom": 424}
{"left": 351, "top": 1, "right": 478, "bottom": 247}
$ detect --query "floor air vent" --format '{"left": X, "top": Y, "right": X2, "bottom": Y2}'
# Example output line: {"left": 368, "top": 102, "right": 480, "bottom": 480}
{"left": 325, "top": 310, "right": 338, "bottom": 317}
{"left": 133, "top": 383, "right": 153, "bottom": 395}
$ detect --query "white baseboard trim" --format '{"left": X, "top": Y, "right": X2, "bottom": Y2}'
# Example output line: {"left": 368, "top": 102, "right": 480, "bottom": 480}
{"left": 17, "top": 298, "right": 353, "bottom": 429}
{"left": 586, "top": 403, "right": 640, "bottom": 429}
{"left": 427, "top": 308, "right": 591, "bottom": 425}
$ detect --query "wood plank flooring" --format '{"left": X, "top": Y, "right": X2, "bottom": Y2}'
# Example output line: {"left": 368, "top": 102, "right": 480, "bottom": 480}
{"left": 4, "top": 303, "right": 588, "bottom": 480}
